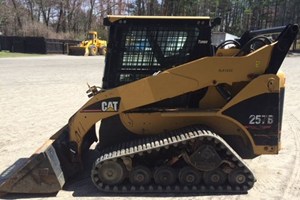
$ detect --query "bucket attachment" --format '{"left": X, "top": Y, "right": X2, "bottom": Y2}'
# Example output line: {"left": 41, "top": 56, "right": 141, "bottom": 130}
{"left": 0, "top": 140, "right": 65, "bottom": 195}
{"left": 68, "top": 46, "right": 88, "bottom": 56}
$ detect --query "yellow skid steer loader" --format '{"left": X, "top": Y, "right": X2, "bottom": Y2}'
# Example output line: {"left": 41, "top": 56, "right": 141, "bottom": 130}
{"left": 0, "top": 15, "right": 298, "bottom": 196}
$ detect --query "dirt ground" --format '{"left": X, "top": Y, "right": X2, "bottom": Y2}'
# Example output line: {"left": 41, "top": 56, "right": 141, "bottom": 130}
{"left": 0, "top": 54, "right": 300, "bottom": 200}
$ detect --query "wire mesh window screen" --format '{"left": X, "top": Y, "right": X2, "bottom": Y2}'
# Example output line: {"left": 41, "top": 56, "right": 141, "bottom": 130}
{"left": 118, "top": 25, "right": 200, "bottom": 84}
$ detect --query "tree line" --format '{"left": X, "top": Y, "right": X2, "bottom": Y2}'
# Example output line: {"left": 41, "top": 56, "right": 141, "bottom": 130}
{"left": 0, "top": 0, "right": 299, "bottom": 40}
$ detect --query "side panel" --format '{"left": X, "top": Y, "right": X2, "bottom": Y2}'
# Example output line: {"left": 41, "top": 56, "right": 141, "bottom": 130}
{"left": 221, "top": 74, "right": 285, "bottom": 155}
{"left": 223, "top": 93, "right": 280, "bottom": 146}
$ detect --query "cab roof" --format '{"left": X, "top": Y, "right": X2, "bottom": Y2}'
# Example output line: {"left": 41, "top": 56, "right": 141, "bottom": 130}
{"left": 104, "top": 15, "right": 211, "bottom": 25}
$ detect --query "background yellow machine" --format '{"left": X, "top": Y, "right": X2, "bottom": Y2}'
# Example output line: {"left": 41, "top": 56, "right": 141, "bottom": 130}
{"left": 0, "top": 16, "right": 298, "bottom": 195}
{"left": 68, "top": 31, "right": 107, "bottom": 56}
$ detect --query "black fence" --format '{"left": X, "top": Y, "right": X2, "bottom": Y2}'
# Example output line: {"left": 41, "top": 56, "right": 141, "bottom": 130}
{"left": 0, "top": 36, "right": 80, "bottom": 54}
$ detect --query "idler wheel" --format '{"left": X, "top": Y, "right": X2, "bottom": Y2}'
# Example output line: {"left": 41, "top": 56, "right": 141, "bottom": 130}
{"left": 228, "top": 169, "right": 247, "bottom": 186}
{"left": 203, "top": 169, "right": 226, "bottom": 186}
{"left": 154, "top": 166, "right": 177, "bottom": 186}
{"left": 97, "top": 160, "right": 126, "bottom": 185}
{"left": 129, "top": 165, "right": 152, "bottom": 185}
{"left": 178, "top": 166, "right": 201, "bottom": 185}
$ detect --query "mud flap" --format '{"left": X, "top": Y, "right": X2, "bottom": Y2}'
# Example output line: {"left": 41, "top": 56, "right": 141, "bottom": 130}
{"left": 0, "top": 140, "right": 65, "bottom": 195}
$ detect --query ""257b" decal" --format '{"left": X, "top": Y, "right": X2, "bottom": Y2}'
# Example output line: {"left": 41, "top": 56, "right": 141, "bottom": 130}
{"left": 249, "top": 115, "right": 274, "bottom": 125}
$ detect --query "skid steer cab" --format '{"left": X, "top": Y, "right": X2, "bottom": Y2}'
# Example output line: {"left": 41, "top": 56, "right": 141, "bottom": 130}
{"left": 0, "top": 15, "right": 298, "bottom": 196}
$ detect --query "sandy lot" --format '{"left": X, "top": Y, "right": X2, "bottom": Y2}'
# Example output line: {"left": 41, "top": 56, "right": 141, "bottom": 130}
{"left": 0, "top": 54, "right": 300, "bottom": 200}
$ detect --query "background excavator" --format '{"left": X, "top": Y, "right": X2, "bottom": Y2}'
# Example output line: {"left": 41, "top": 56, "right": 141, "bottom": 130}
{"left": 0, "top": 15, "right": 298, "bottom": 196}
{"left": 68, "top": 31, "right": 107, "bottom": 56}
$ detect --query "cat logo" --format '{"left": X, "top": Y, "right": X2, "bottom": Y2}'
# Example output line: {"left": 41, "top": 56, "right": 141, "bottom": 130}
{"left": 81, "top": 97, "right": 121, "bottom": 113}
{"left": 101, "top": 101, "right": 119, "bottom": 112}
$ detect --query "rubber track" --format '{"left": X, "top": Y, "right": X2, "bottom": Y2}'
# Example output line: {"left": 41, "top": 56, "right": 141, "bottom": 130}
{"left": 91, "top": 126, "right": 256, "bottom": 194}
